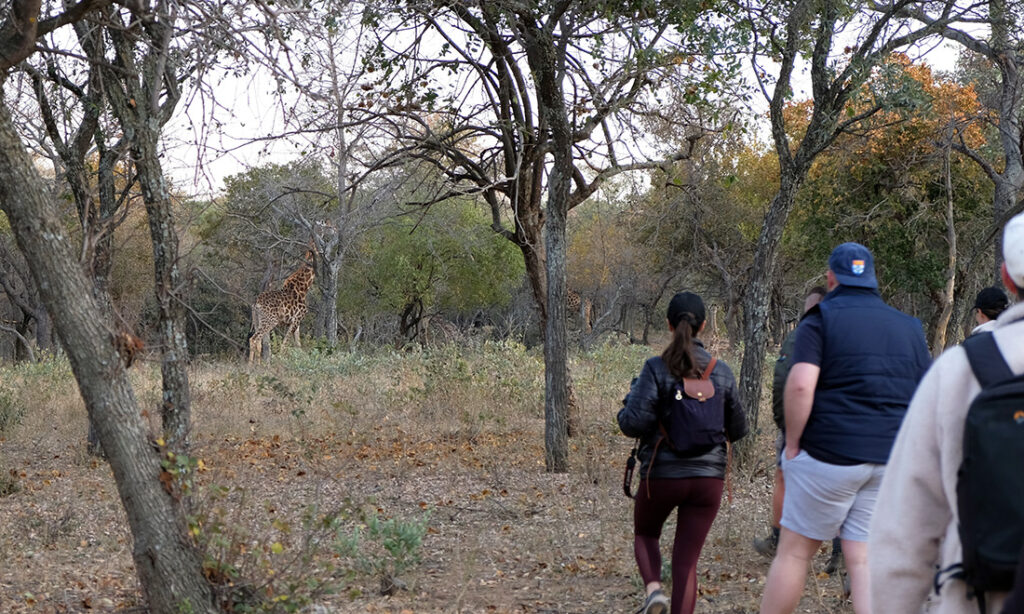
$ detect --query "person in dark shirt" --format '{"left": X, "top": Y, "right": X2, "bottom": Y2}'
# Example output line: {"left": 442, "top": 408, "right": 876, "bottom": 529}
{"left": 758, "top": 243, "right": 931, "bottom": 614}
{"left": 752, "top": 286, "right": 826, "bottom": 558}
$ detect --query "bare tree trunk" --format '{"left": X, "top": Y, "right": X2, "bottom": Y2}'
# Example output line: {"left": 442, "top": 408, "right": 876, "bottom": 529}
{"left": 518, "top": 210, "right": 548, "bottom": 329}
{"left": 322, "top": 258, "right": 341, "bottom": 345}
{"left": 33, "top": 304, "right": 51, "bottom": 350}
{"left": 136, "top": 134, "right": 193, "bottom": 451}
{"left": 990, "top": 0, "right": 1024, "bottom": 262}
{"left": 1, "top": 318, "right": 35, "bottom": 362}
{"left": 739, "top": 174, "right": 803, "bottom": 433}
{"left": 524, "top": 18, "right": 571, "bottom": 473}
{"left": 0, "top": 102, "right": 214, "bottom": 614}
{"left": 930, "top": 144, "right": 957, "bottom": 355}
{"left": 102, "top": 5, "right": 192, "bottom": 452}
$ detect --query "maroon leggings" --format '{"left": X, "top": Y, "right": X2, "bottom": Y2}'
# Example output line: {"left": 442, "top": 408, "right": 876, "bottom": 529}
{"left": 633, "top": 477, "right": 724, "bottom": 614}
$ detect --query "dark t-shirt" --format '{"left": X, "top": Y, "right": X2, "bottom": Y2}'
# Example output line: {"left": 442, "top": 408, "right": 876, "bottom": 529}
{"left": 789, "top": 308, "right": 858, "bottom": 465}
{"left": 790, "top": 311, "right": 824, "bottom": 367}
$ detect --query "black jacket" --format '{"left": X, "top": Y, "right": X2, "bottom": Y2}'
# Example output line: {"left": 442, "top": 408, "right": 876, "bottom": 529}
{"left": 618, "top": 340, "right": 748, "bottom": 480}
{"left": 772, "top": 330, "right": 798, "bottom": 431}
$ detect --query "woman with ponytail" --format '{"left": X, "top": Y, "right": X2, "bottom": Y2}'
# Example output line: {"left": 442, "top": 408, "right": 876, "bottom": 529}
{"left": 618, "top": 291, "right": 748, "bottom": 614}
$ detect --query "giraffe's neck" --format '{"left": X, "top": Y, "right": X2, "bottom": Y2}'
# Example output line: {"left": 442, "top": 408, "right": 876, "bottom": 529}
{"left": 283, "top": 266, "right": 314, "bottom": 295}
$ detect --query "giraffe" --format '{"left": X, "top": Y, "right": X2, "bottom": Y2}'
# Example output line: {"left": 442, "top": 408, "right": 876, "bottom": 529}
{"left": 247, "top": 248, "right": 316, "bottom": 364}
{"left": 566, "top": 289, "right": 593, "bottom": 333}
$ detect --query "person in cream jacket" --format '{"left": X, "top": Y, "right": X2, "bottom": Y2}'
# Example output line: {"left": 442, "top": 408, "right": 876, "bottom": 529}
{"left": 869, "top": 213, "right": 1024, "bottom": 614}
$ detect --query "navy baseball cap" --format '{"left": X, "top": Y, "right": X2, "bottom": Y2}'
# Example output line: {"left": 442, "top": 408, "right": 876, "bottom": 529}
{"left": 828, "top": 242, "right": 877, "bottom": 289}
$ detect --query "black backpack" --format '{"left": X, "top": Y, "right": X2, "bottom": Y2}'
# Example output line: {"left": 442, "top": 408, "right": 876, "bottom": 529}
{"left": 658, "top": 357, "right": 726, "bottom": 454}
{"left": 949, "top": 332, "right": 1024, "bottom": 613}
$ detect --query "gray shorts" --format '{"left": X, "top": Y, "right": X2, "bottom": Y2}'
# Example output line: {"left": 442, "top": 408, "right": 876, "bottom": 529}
{"left": 780, "top": 449, "right": 885, "bottom": 542}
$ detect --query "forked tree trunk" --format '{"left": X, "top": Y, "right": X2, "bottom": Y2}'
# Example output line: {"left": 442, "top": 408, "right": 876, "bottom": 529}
{"left": 102, "top": 8, "right": 193, "bottom": 452}
{"left": 0, "top": 103, "right": 215, "bottom": 614}
{"left": 738, "top": 174, "right": 804, "bottom": 433}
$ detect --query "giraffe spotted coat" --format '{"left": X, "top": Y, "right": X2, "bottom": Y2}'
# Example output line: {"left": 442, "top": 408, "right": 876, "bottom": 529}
{"left": 248, "top": 251, "right": 315, "bottom": 363}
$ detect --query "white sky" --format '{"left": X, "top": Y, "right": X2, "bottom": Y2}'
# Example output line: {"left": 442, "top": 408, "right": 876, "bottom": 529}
{"left": 159, "top": 28, "right": 969, "bottom": 200}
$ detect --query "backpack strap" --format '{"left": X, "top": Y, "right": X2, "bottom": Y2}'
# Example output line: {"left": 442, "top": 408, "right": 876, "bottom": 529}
{"left": 622, "top": 440, "right": 639, "bottom": 499}
{"left": 701, "top": 356, "right": 718, "bottom": 380}
{"left": 962, "top": 332, "right": 1014, "bottom": 388}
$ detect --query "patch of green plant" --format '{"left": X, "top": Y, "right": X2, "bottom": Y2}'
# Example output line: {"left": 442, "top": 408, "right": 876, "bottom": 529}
{"left": 191, "top": 488, "right": 431, "bottom": 613}
{"left": 332, "top": 506, "right": 431, "bottom": 595}
{"left": 472, "top": 339, "right": 544, "bottom": 410}
{"left": 279, "top": 345, "right": 397, "bottom": 378}
{"left": 6, "top": 350, "right": 72, "bottom": 379}
{"left": 0, "top": 385, "right": 24, "bottom": 435}
{"left": 160, "top": 448, "right": 201, "bottom": 497}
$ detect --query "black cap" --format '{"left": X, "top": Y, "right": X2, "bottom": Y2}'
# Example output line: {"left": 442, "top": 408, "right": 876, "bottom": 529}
{"left": 974, "top": 286, "right": 1008, "bottom": 312}
{"left": 667, "top": 291, "right": 706, "bottom": 331}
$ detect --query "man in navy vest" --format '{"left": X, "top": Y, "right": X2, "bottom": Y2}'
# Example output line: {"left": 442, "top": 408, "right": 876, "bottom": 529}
{"left": 759, "top": 242, "right": 931, "bottom": 614}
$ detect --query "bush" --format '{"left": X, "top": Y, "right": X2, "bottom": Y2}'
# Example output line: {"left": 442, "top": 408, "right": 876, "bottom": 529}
{"left": 0, "top": 385, "right": 24, "bottom": 435}
{"left": 191, "top": 484, "right": 432, "bottom": 613}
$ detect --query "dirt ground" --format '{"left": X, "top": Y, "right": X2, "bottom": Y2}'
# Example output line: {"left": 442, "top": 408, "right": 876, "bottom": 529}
{"left": 0, "top": 353, "right": 853, "bottom": 614}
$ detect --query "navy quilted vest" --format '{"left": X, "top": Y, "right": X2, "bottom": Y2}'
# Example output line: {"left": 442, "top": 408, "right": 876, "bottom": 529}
{"left": 802, "top": 287, "right": 930, "bottom": 464}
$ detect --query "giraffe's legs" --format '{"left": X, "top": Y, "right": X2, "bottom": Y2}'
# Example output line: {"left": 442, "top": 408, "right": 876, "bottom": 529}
{"left": 249, "top": 333, "right": 261, "bottom": 364}
{"left": 249, "top": 329, "right": 271, "bottom": 364}
{"left": 280, "top": 323, "right": 293, "bottom": 351}
{"left": 293, "top": 323, "right": 301, "bottom": 347}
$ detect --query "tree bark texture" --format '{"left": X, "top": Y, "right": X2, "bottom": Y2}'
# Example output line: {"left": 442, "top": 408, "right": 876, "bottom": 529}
{"left": 102, "top": 6, "right": 192, "bottom": 452}
{"left": 523, "top": 15, "right": 571, "bottom": 473}
{"left": 135, "top": 133, "right": 194, "bottom": 451}
{"left": 929, "top": 145, "right": 957, "bottom": 355}
{"left": 0, "top": 103, "right": 214, "bottom": 614}
{"left": 738, "top": 174, "right": 803, "bottom": 433}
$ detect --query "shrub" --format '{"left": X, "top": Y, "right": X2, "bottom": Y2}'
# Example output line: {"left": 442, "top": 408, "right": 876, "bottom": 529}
{"left": 0, "top": 385, "right": 24, "bottom": 435}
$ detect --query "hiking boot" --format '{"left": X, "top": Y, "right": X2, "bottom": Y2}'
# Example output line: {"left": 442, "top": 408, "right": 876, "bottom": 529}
{"left": 753, "top": 532, "right": 778, "bottom": 558}
{"left": 639, "top": 589, "right": 669, "bottom": 614}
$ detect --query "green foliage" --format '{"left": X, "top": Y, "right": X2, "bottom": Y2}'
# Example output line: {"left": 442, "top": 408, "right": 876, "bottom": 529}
{"left": 787, "top": 60, "right": 994, "bottom": 313}
{"left": 223, "top": 160, "right": 336, "bottom": 221}
{"left": 338, "top": 198, "right": 523, "bottom": 320}
{"left": 0, "top": 385, "right": 26, "bottom": 435}
{"left": 332, "top": 506, "right": 431, "bottom": 593}
{"left": 192, "top": 487, "right": 431, "bottom": 612}
{"left": 160, "top": 449, "right": 202, "bottom": 498}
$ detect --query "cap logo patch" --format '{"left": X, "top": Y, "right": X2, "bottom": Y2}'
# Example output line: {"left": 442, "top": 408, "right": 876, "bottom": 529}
{"left": 851, "top": 259, "right": 865, "bottom": 275}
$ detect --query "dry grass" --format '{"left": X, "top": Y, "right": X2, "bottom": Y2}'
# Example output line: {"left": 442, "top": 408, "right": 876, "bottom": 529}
{"left": 0, "top": 339, "right": 852, "bottom": 613}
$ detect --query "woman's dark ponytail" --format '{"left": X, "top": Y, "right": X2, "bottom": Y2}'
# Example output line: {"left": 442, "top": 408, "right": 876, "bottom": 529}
{"left": 662, "top": 314, "right": 700, "bottom": 381}
{"left": 663, "top": 292, "right": 706, "bottom": 381}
